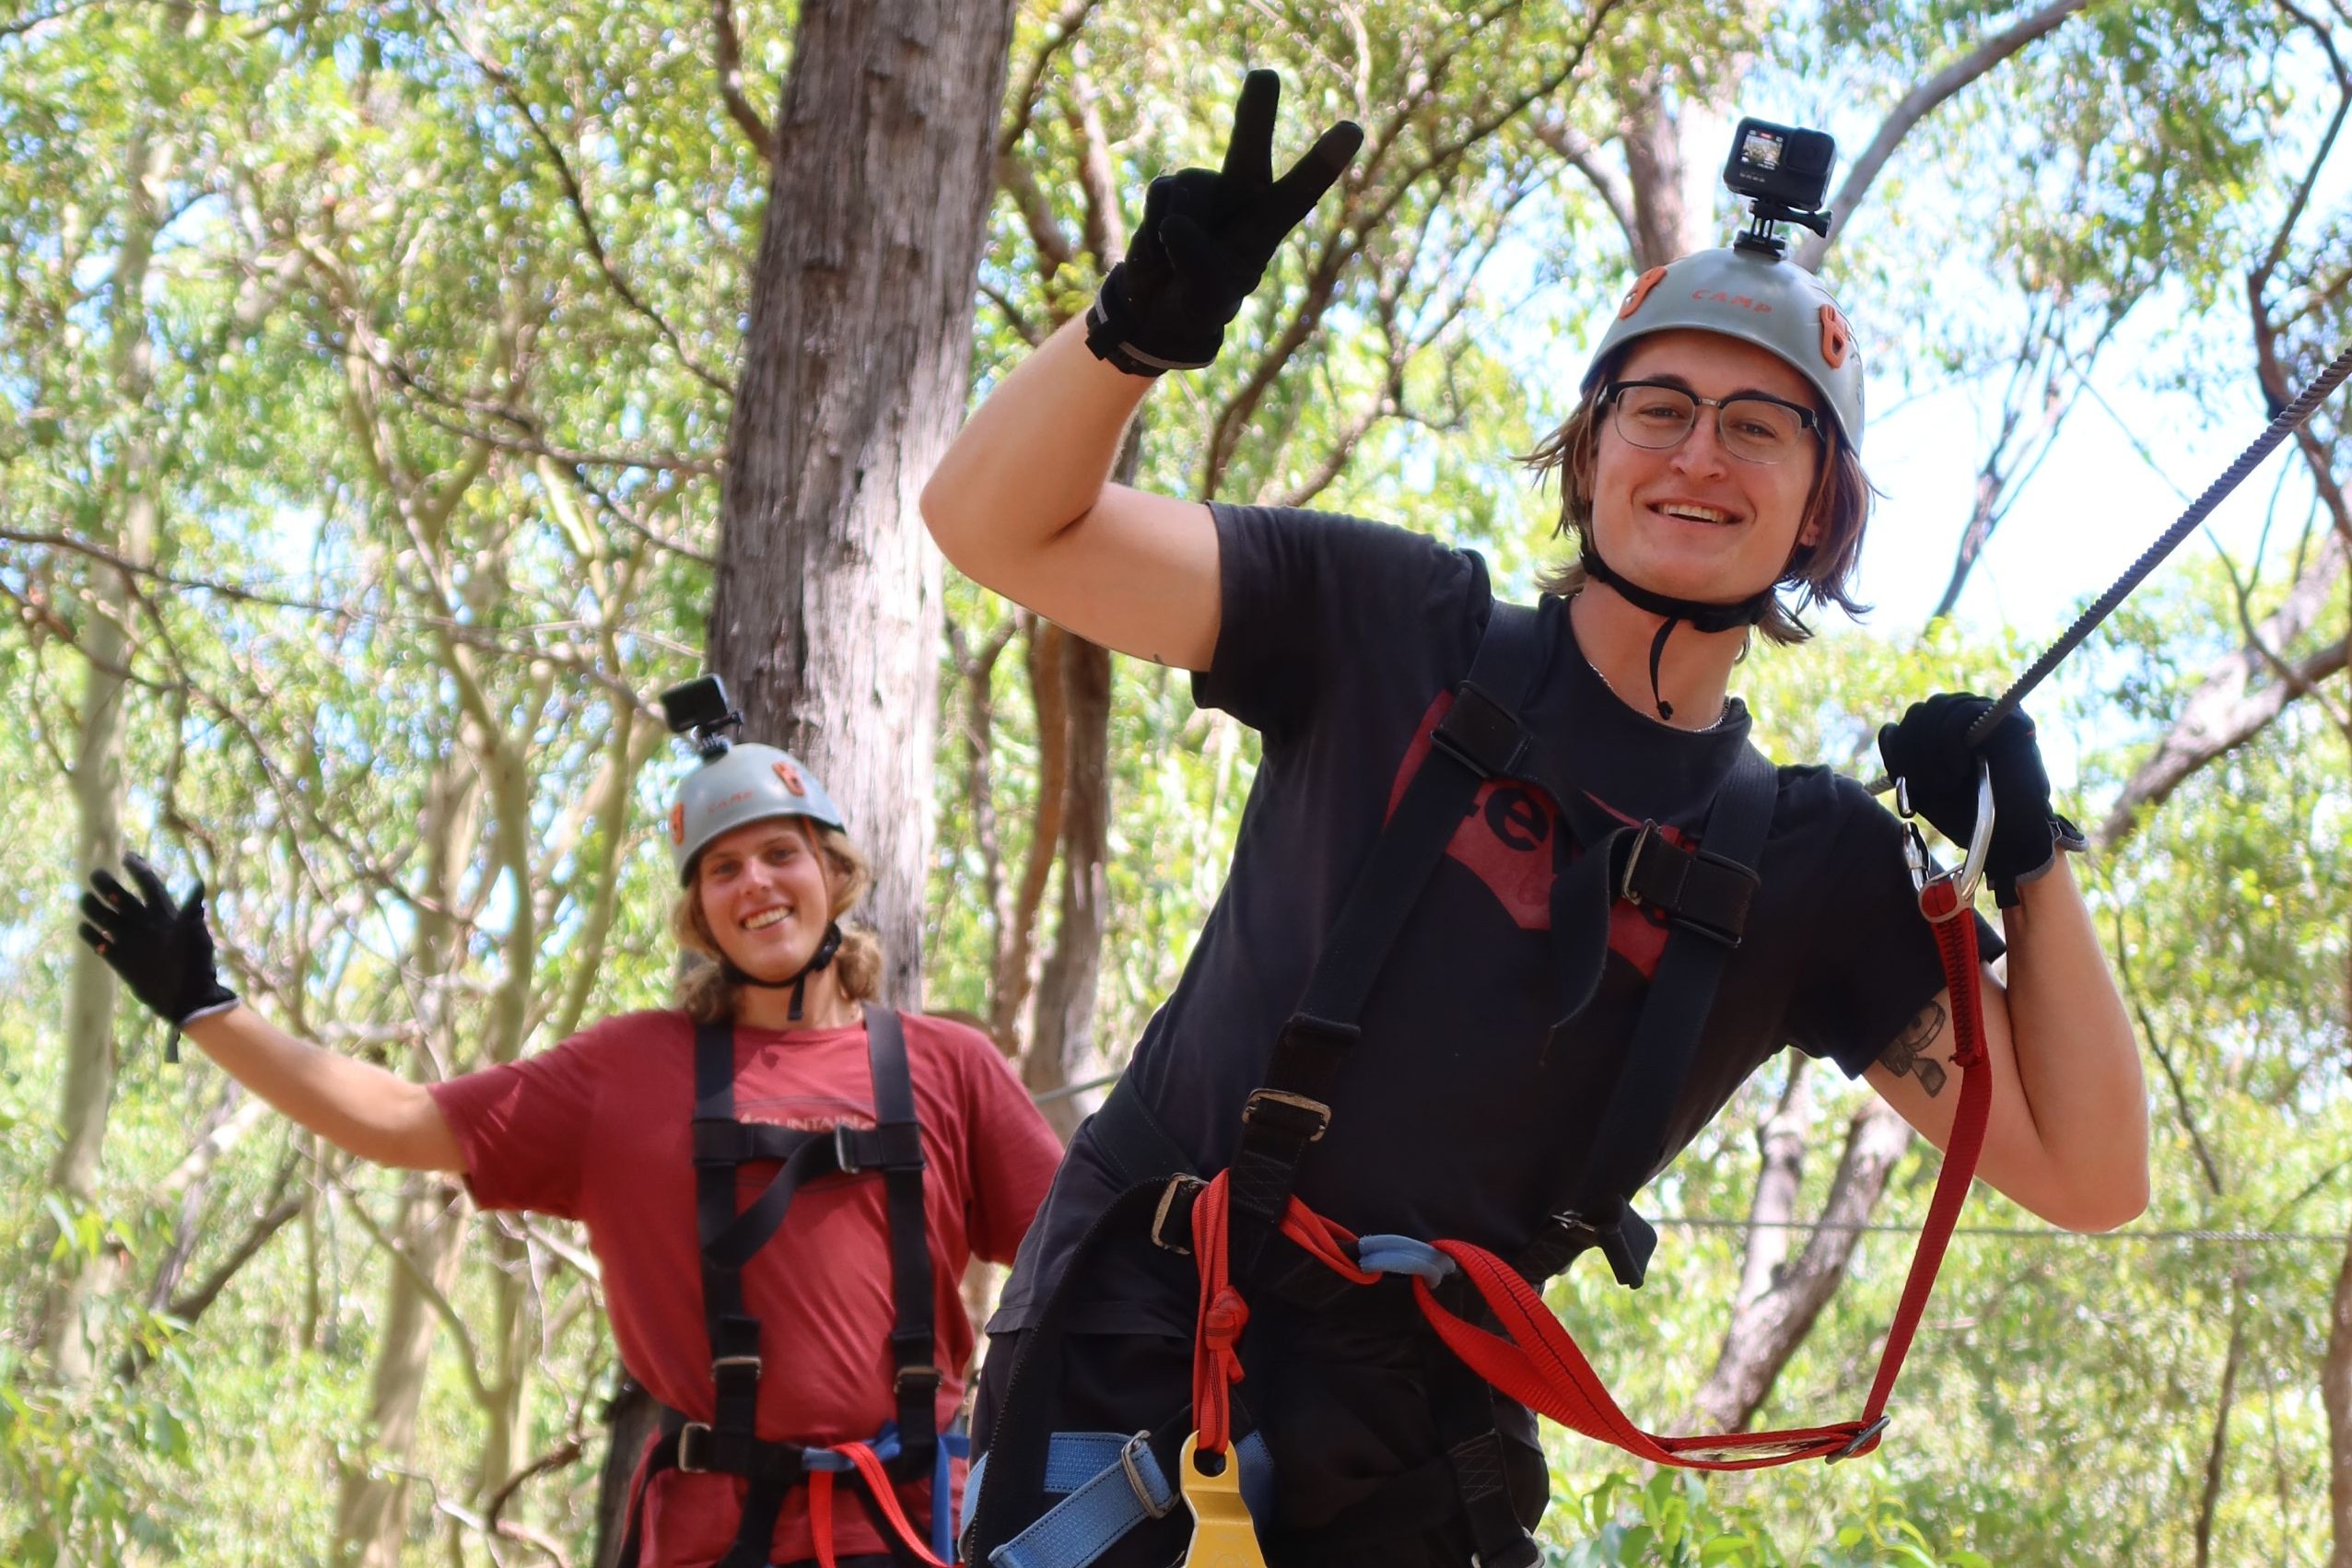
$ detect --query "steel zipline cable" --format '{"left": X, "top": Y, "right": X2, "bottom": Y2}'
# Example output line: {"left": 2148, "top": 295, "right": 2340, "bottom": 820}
{"left": 1868, "top": 339, "right": 2352, "bottom": 791}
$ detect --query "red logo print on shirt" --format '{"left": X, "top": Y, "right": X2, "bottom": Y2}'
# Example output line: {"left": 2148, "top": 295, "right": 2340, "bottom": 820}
{"left": 1388, "top": 693, "right": 1684, "bottom": 978}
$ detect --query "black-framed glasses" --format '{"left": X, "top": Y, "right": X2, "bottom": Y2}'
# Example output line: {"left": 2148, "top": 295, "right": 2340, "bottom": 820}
{"left": 1602, "top": 380, "right": 1822, "bottom": 465}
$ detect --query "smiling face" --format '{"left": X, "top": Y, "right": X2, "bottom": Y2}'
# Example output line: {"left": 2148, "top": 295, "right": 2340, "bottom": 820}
{"left": 693, "top": 816, "right": 843, "bottom": 983}
{"left": 1586, "top": 329, "right": 1826, "bottom": 606}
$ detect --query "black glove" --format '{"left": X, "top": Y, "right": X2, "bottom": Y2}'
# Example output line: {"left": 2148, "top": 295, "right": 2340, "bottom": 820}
{"left": 78, "top": 853, "right": 238, "bottom": 1040}
{"left": 1878, "top": 693, "right": 2087, "bottom": 907}
{"left": 1084, "top": 69, "right": 1363, "bottom": 377}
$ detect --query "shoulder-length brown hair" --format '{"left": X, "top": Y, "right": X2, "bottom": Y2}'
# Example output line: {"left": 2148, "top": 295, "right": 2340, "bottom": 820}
{"left": 1522, "top": 345, "right": 1875, "bottom": 646}
{"left": 669, "top": 820, "right": 883, "bottom": 1024}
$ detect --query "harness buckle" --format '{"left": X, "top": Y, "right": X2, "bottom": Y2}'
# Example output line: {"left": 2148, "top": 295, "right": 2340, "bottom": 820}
{"left": 1430, "top": 683, "right": 1529, "bottom": 778}
{"left": 1152, "top": 1176, "right": 1205, "bottom": 1254}
{"left": 834, "top": 1123, "right": 864, "bottom": 1173}
{"left": 1619, "top": 822, "right": 1659, "bottom": 906}
{"left": 894, "top": 1363, "right": 942, "bottom": 1396}
{"left": 1118, "top": 1431, "right": 1178, "bottom": 1519}
{"left": 1619, "top": 822, "right": 1755, "bottom": 946}
{"left": 676, "top": 1421, "right": 714, "bottom": 1473}
{"left": 1241, "top": 1089, "right": 1330, "bottom": 1143}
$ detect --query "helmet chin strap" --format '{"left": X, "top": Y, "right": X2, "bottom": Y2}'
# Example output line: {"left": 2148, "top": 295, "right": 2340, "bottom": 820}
{"left": 1578, "top": 546, "right": 1781, "bottom": 721}
{"left": 724, "top": 922, "right": 845, "bottom": 1022}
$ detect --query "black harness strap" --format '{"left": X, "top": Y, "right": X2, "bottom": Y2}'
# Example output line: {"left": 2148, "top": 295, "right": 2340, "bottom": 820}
{"left": 1223, "top": 589, "right": 1554, "bottom": 1279}
{"left": 1515, "top": 744, "right": 1777, "bottom": 1289}
{"left": 619, "top": 1008, "right": 936, "bottom": 1568}
{"left": 868, "top": 1007, "right": 942, "bottom": 1468}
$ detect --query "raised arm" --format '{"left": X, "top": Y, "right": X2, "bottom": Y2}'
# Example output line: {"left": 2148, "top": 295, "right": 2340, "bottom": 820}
{"left": 920, "top": 69, "right": 1360, "bottom": 673}
{"left": 79, "top": 855, "right": 464, "bottom": 1173}
{"left": 922, "top": 320, "right": 1222, "bottom": 670}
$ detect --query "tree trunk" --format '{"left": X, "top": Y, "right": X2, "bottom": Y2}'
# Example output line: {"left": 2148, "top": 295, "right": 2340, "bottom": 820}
{"left": 333, "top": 745, "right": 481, "bottom": 1566}
{"left": 43, "top": 122, "right": 171, "bottom": 1389}
{"left": 2332, "top": 892, "right": 2352, "bottom": 1568}
{"left": 332, "top": 1177, "right": 469, "bottom": 1568}
{"left": 2197, "top": 1287, "right": 2248, "bottom": 1568}
{"left": 2328, "top": 1217, "right": 2352, "bottom": 1568}
{"left": 1691, "top": 1094, "right": 1915, "bottom": 1432}
{"left": 1024, "top": 635, "right": 1112, "bottom": 1141}
{"left": 707, "top": 0, "right": 1020, "bottom": 1011}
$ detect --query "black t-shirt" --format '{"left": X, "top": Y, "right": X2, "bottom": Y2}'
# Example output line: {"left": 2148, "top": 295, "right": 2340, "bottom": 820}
{"left": 992, "top": 505, "right": 1996, "bottom": 1336}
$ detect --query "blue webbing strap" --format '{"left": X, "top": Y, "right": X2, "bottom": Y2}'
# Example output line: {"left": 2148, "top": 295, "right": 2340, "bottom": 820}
{"left": 963, "top": 1431, "right": 1271, "bottom": 1568}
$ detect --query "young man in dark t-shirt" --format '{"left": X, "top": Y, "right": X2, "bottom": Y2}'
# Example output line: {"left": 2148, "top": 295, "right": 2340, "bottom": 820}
{"left": 924, "top": 72, "right": 2147, "bottom": 1568}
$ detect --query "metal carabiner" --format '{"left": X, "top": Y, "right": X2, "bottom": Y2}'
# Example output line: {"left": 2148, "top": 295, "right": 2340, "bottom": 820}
{"left": 1894, "top": 760, "right": 1995, "bottom": 913}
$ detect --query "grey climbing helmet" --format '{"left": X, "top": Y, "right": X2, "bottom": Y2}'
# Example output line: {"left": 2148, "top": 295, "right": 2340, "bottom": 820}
{"left": 661, "top": 676, "right": 846, "bottom": 884}
{"left": 1582, "top": 243, "right": 1866, "bottom": 449}
{"left": 669, "top": 741, "right": 845, "bottom": 884}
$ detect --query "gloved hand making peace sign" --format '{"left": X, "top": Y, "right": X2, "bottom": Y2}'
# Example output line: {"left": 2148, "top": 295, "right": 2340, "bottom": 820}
{"left": 1085, "top": 69, "right": 1363, "bottom": 378}
{"left": 1878, "top": 694, "right": 2088, "bottom": 907}
{"left": 78, "top": 852, "right": 239, "bottom": 1044}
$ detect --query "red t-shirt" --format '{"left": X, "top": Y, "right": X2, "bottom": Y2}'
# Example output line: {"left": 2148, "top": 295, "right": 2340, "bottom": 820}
{"left": 427, "top": 1009, "right": 1063, "bottom": 1568}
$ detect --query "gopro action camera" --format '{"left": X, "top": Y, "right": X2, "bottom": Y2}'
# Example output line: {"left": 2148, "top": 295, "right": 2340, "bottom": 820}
{"left": 1724, "top": 118, "right": 1836, "bottom": 256}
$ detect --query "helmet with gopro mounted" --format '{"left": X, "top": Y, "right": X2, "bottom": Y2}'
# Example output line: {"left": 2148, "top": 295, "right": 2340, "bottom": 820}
{"left": 1584, "top": 118, "right": 1863, "bottom": 448}
{"left": 661, "top": 675, "right": 851, "bottom": 1019}
{"left": 661, "top": 675, "right": 845, "bottom": 886}
{"left": 1562, "top": 119, "right": 1869, "bottom": 720}
{"left": 1583, "top": 243, "right": 1864, "bottom": 451}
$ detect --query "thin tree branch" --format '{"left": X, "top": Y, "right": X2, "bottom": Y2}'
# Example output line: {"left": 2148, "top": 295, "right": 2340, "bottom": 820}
{"left": 1528, "top": 115, "right": 1640, "bottom": 260}
{"left": 996, "top": 0, "right": 1103, "bottom": 157}
{"left": 419, "top": 0, "right": 732, "bottom": 395}
{"left": 708, "top": 0, "right": 775, "bottom": 162}
{"left": 334, "top": 1171, "right": 497, "bottom": 1410}
{"left": 0, "top": 0, "right": 108, "bottom": 38}
{"left": 1796, "top": 0, "right": 2093, "bottom": 269}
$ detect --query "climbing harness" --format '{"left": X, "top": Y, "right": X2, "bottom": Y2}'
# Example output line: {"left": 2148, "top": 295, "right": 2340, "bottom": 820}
{"left": 965, "top": 578, "right": 1995, "bottom": 1568}
{"left": 615, "top": 1005, "right": 964, "bottom": 1568}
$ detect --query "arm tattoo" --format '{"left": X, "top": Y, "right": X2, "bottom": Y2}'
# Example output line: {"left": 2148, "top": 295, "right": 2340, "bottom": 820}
{"left": 1878, "top": 1000, "right": 1949, "bottom": 1097}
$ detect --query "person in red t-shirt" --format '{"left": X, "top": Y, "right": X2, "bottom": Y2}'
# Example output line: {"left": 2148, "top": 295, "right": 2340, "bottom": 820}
{"left": 76, "top": 689, "right": 1066, "bottom": 1568}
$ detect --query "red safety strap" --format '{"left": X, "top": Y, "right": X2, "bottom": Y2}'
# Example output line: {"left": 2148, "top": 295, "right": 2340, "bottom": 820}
{"left": 807, "top": 1442, "right": 954, "bottom": 1568}
{"left": 1188, "top": 876, "right": 1986, "bottom": 1470}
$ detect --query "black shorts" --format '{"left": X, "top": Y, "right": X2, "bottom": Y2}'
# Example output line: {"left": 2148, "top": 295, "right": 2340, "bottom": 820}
{"left": 973, "top": 1275, "right": 1549, "bottom": 1568}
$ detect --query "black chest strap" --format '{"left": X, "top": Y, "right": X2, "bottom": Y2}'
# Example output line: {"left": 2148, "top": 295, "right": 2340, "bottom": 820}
{"left": 1223, "top": 588, "right": 1557, "bottom": 1268}
{"left": 1222, "top": 583, "right": 1776, "bottom": 1286}
{"left": 1516, "top": 743, "right": 1776, "bottom": 1287}
{"left": 670, "top": 1005, "right": 936, "bottom": 1568}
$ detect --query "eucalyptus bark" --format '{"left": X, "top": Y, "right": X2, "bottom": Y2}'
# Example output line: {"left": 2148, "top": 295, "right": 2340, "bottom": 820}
{"left": 1024, "top": 634, "right": 1112, "bottom": 1141}
{"left": 43, "top": 123, "right": 171, "bottom": 1388}
{"left": 707, "top": 0, "right": 1019, "bottom": 1010}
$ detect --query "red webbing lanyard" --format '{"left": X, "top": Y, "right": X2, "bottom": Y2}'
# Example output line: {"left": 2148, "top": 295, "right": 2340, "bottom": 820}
{"left": 1188, "top": 874, "right": 1987, "bottom": 1470}
{"left": 807, "top": 1442, "right": 954, "bottom": 1568}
